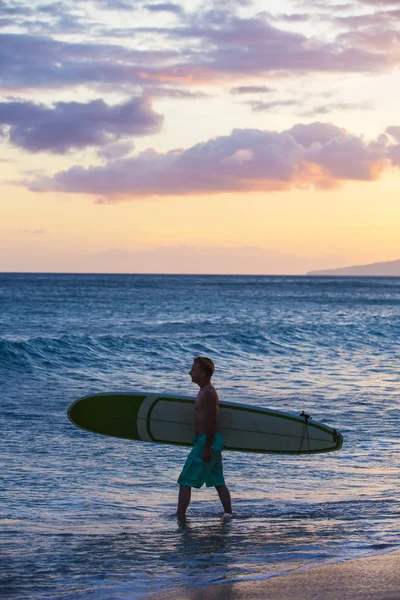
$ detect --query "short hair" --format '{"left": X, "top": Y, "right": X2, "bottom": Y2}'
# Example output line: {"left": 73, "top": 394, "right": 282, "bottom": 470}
{"left": 194, "top": 356, "right": 215, "bottom": 378}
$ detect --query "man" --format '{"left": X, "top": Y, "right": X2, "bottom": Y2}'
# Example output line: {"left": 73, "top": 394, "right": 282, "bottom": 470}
{"left": 177, "top": 356, "right": 232, "bottom": 518}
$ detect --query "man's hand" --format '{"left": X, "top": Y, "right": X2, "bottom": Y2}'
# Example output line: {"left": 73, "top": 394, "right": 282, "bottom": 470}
{"left": 202, "top": 447, "right": 212, "bottom": 463}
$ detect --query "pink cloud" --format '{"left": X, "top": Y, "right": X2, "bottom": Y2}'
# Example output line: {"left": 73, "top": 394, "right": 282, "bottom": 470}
{"left": 26, "top": 122, "right": 399, "bottom": 200}
{"left": 333, "top": 7, "right": 400, "bottom": 55}
{"left": 286, "top": 123, "right": 348, "bottom": 147}
{"left": 336, "top": 29, "right": 400, "bottom": 52}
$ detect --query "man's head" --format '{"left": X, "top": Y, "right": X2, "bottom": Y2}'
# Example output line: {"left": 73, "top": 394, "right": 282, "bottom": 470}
{"left": 189, "top": 356, "right": 215, "bottom": 385}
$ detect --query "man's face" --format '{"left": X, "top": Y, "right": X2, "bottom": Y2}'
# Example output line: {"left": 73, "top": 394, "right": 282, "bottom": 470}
{"left": 189, "top": 361, "right": 203, "bottom": 384}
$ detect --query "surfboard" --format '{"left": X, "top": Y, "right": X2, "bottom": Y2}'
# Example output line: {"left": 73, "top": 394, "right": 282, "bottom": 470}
{"left": 68, "top": 392, "right": 343, "bottom": 454}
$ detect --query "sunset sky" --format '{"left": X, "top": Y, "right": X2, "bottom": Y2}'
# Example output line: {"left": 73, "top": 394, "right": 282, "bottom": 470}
{"left": 1, "top": 0, "right": 399, "bottom": 274}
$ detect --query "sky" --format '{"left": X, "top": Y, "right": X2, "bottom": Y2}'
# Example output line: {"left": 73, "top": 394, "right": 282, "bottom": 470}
{"left": 1, "top": 0, "right": 399, "bottom": 274}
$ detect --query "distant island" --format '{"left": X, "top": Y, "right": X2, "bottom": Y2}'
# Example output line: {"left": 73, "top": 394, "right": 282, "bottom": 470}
{"left": 307, "top": 259, "right": 400, "bottom": 276}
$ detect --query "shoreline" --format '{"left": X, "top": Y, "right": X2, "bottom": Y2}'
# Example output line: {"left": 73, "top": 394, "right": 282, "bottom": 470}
{"left": 149, "top": 548, "right": 400, "bottom": 600}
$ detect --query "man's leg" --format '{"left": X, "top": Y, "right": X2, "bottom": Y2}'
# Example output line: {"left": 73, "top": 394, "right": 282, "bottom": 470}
{"left": 215, "top": 484, "right": 232, "bottom": 514}
{"left": 177, "top": 484, "right": 192, "bottom": 518}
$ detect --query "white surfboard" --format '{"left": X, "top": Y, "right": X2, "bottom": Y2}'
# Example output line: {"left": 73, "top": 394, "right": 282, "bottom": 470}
{"left": 68, "top": 392, "right": 343, "bottom": 454}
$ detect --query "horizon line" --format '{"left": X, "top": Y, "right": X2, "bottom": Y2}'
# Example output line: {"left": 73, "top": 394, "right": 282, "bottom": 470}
{"left": 1, "top": 271, "right": 400, "bottom": 278}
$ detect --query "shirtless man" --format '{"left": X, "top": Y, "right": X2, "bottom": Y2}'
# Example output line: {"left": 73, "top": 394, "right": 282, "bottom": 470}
{"left": 177, "top": 356, "right": 232, "bottom": 518}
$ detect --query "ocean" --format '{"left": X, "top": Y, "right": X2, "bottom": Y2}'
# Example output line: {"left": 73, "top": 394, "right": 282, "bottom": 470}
{"left": 1, "top": 273, "right": 399, "bottom": 599}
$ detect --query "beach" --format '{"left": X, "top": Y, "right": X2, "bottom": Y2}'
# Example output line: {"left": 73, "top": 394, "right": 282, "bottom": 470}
{"left": 150, "top": 549, "right": 400, "bottom": 600}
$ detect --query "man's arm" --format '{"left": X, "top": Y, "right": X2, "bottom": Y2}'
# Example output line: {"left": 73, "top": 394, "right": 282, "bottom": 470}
{"left": 202, "top": 389, "right": 218, "bottom": 462}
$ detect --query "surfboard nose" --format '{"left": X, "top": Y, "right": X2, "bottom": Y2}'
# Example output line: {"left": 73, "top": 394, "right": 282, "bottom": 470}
{"left": 67, "top": 393, "right": 144, "bottom": 440}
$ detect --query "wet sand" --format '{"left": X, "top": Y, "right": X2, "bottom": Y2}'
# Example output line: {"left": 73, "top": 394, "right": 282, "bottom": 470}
{"left": 149, "top": 549, "right": 400, "bottom": 600}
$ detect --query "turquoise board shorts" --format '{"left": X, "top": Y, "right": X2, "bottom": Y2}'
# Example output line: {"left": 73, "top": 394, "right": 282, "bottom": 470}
{"left": 178, "top": 433, "right": 225, "bottom": 489}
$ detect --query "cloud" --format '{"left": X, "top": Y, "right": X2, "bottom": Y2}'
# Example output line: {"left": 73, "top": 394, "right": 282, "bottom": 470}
{"left": 300, "top": 101, "right": 373, "bottom": 116}
{"left": 17, "top": 229, "right": 47, "bottom": 234}
{"left": 387, "top": 145, "right": 400, "bottom": 167}
{"left": 150, "top": 13, "right": 392, "bottom": 80}
{"left": 147, "top": 87, "right": 211, "bottom": 99}
{"left": 0, "top": 95, "right": 163, "bottom": 153}
{"left": 286, "top": 122, "right": 348, "bottom": 147}
{"left": 0, "top": 8, "right": 397, "bottom": 94}
{"left": 240, "top": 93, "right": 372, "bottom": 117}
{"left": 273, "top": 13, "right": 310, "bottom": 23}
{"left": 331, "top": 6, "right": 400, "bottom": 56}
{"left": 26, "top": 122, "right": 399, "bottom": 199}
{"left": 0, "top": 1, "right": 89, "bottom": 36}
{"left": 97, "top": 141, "right": 134, "bottom": 160}
{"left": 359, "top": 0, "right": 400, "bottom": 5}
{"left": 302, "top": 132, "right": 389, "bottom": 181}
{"left": 145, "top": 3, "right": 183, "bottom": 15}
{"left": 249, "top": 99, "right": 300, "bottom": 112}
{"left": 91, "top": 0, "right": 140, "bottom": 10}
{"left": 0, "top": 33, "right": 178, "bottom": 91}
{"left": 385, "top": 127, "right": 400, "bottom": 166}
{"left": 0, "top": 1, "right": 35, "bottom": 16}
{"left": 335, "top": 9, "right": 400, "bottom": 29}
{"left": 336, "top": 29, "right": 400, "bottom": 52}
{"left": 37, "top": 2, "right": 74, "bottom": 16}
{"left": 230, "top": 86, "right": 274, "bottom": 94}
{"left": 386, "top": 126, "right": 400, "bottom": 142}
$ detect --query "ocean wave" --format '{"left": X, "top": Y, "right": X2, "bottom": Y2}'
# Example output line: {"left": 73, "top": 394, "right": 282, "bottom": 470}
{"left": 1, "top": 314, "right": 398, "bottom": 377}
{"left": 0, "top": 334, "right": 122, "bottom": 373}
